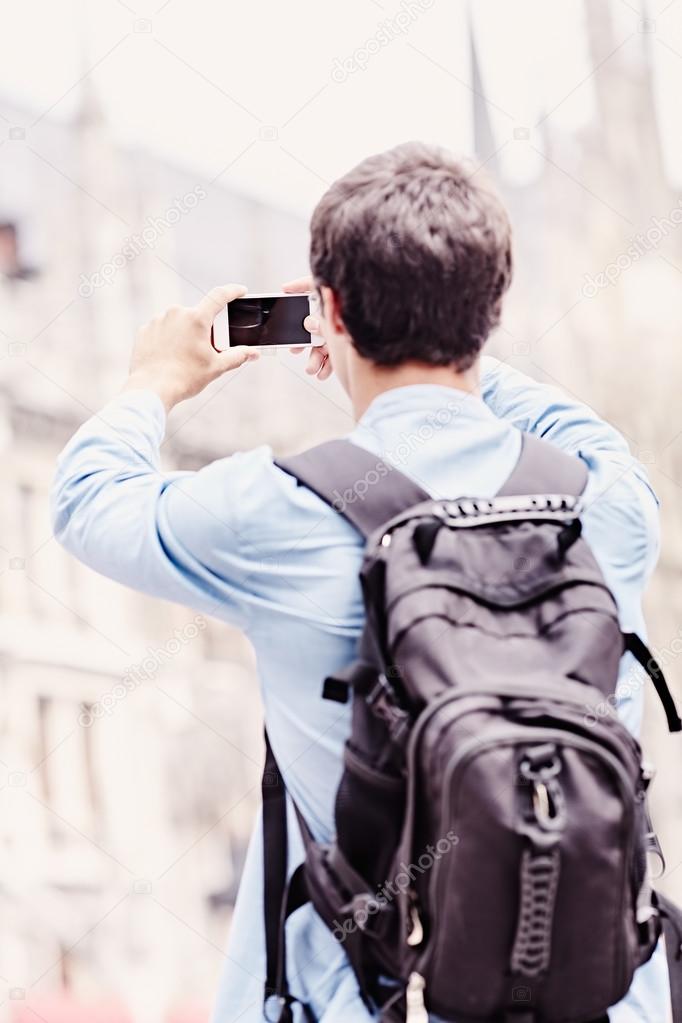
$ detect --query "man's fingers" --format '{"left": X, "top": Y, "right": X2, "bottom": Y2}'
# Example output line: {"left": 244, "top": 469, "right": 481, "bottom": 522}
{"left": 282, "top": 275, "right": 314, "bottom": 294}
{"left": 305, "top": 346, "right": 329, "bottom": 376}
{"left": 196, "top": 283, "right": 248, "bottom": 326}
{"left": 286, "top": 342, "right": 333, "bottom": 378}
{"left": 317, "top": 353, "right": 333, "bottom": 380}
{"left": 307, "top": 347, "right": 332, "bottom": 380}
{"left": 214, "top": 345, "right": 260, "bottom": 372}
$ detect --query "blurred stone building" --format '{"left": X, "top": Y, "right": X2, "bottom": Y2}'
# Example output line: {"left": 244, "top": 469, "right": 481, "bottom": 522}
{"left": 0, "top": 85, "right": 349, "bottom": 1023}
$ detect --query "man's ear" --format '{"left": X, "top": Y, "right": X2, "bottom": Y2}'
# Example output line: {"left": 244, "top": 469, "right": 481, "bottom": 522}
{"left": 320, "top": 286, "right": 346, "bottom": 335}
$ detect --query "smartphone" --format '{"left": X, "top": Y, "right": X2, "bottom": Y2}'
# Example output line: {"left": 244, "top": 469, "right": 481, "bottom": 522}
{"left": 212, "top": 292, "right": 322, "bottom": 352}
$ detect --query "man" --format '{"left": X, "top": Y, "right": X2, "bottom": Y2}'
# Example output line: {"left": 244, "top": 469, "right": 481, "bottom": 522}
{"left": 52, "top": 142, "right": 668, "bottom": 1021}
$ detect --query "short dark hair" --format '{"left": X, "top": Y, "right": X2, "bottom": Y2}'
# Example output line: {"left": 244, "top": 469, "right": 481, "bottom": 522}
{"left": 309, "top": 141, "right": 513, "bottom": 369}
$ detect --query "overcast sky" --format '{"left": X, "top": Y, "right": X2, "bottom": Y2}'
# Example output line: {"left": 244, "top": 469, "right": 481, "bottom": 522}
{"left": 1, "top": 0, "right": 681, "bottom": 218}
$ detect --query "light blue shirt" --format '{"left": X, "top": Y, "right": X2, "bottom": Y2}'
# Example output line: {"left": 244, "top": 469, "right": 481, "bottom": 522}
{"left": 51, "top": 357, "right": 669, "bottom": 1022}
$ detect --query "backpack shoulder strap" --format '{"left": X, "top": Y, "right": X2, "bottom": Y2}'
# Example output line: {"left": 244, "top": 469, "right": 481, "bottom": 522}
{"left": 499, "top": 433, "right": 588, "bottom": 498}
{"left": 276, "top": 433, "right": 588, "bottom": 540}
{"left": 261, "top": 731, "right": 289, "bottom": 1015}
{"left": 275, "top": 438, "right": 429, "bottom": 539}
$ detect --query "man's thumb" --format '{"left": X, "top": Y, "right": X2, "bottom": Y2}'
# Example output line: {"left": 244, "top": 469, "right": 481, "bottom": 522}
{"left": 218, "top": 345, "right": 260, "bottom": 371}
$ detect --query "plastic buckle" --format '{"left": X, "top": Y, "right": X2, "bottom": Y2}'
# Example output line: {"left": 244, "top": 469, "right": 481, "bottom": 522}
{"left": 350, "top": 893, "right": 383, "bottom": 932}
{"left": 366, "top": 675, "right": 410, "bottom": 744}
{"left": 366, "top": 673, "right": 392, "bottom": 708}
{"left": 322, "top": 676, "right": 350, "bottom": 704}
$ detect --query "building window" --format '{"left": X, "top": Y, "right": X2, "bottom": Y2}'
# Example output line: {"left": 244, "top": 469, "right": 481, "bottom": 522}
{"left": 0, "top": 222, "right": 36, "bottom": 280}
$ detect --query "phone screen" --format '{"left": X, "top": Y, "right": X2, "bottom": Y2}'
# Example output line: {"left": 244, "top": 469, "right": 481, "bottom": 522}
{"left": 228, "top": 295, "right": 311, "bottom": 347}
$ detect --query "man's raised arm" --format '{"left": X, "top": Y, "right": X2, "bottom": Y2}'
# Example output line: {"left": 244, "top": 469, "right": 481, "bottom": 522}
{"left": 51, "top": 286, "right": 262, "bottom": 626}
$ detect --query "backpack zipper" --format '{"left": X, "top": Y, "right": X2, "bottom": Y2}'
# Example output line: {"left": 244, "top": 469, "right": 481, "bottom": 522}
{"left": 405, "top": 681, "right": 639, "bottom": 773}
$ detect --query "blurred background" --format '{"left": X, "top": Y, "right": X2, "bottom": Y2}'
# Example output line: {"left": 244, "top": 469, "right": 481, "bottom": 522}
{"left": 1, "top": 0, "right": 682, "bottom": 1020}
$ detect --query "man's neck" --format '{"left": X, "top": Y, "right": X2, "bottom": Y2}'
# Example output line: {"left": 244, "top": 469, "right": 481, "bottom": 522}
{"left": 348, "top": 357, "right": 481, "bottom": 420}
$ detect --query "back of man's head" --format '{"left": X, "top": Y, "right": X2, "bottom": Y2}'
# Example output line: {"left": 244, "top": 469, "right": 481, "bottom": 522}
{"left": 309, "top": 141, "right": 513, "bottom": 371}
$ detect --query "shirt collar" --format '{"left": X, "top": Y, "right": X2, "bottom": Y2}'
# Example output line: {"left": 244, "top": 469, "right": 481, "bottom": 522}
{"left": 358, "top": 382, "right": 495, "bottom": 430}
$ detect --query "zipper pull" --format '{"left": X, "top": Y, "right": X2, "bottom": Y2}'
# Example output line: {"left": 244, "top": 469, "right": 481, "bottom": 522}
{"left": 407, "top": 903, "right": 423, "bottom": 947}
{"left": 405, "top": 972, "right": 428, "bottom": 1023}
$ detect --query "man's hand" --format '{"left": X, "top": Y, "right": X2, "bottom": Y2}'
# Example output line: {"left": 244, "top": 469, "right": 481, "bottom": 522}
{"left": 124, "top": 284, "right": 260, "bottom": 412}
{"left": 283, "top": 276, "right": 332, "bottom": 381}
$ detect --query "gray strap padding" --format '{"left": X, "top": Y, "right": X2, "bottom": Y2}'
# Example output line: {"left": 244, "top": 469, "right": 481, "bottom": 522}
{"left": 275, "top": 432, "right": 588, "bottom": 540}
{"left": 275, "top": 439, "right": 428, "bottom": 539}
{"left": 498, "top": 433, "right": 588, "bottom": 498}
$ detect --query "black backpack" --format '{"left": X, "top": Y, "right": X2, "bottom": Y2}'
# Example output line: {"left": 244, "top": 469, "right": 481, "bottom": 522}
{"left": 261, "top": 434, "right": 681, "bottom": 1023}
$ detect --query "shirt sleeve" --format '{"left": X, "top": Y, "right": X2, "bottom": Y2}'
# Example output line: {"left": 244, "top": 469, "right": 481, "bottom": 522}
{"left": 51, "top": 390, "right": 362, "bottom": 635}
{"left": 51, "top": 390, "right": 266, "bottom": 630}
{"left": 480, "top": 356, "right": 660, "bottom": 585}
{"left": 481, "top": 355, "right": 641, "bottom": 460}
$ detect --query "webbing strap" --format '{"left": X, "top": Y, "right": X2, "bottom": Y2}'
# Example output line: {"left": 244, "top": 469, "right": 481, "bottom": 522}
{"left": 499, "top": 433, "right": 588, "bottom": 498}
{"left": 276, "top": 438, "right": 428, "bottom": 539}
{"left": 262, "top": 732, "right": 315, "bottom": 1022}
{"left": 262, "top": 732, "right": 289, "bottom": 1012}
{"left": 624, "top": 633, "right": 682, "bottom": 733}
